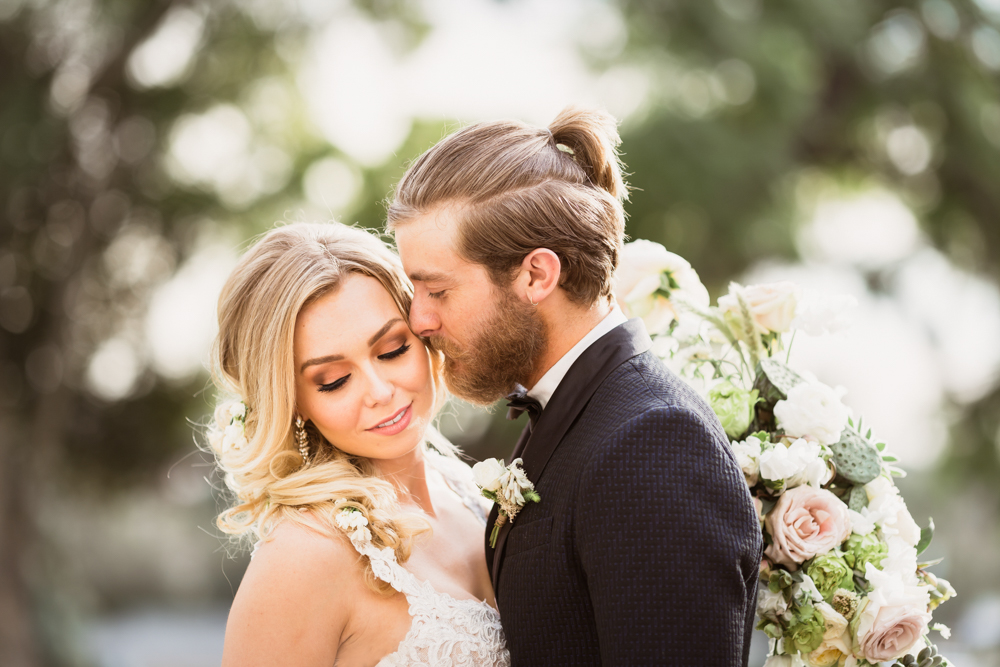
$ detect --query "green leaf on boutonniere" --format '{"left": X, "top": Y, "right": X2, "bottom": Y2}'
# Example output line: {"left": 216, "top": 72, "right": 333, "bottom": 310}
{"left": 482, "top": 489, "right": 497, "bottom": 502}
{"left": 522, "top": 490, "right": 541, "bottom": 503}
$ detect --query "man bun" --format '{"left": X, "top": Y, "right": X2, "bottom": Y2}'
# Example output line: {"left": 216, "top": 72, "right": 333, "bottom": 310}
{"left": 548, "top": 106, "right": 628, "bottom": 202}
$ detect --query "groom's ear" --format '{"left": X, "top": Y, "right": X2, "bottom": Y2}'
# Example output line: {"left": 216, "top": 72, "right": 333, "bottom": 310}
{"left": 518, "top": 249, "right": 561, "bottom": 304}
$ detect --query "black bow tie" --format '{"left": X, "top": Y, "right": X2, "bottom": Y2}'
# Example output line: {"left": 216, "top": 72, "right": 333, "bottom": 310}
{"left": 506, "top": 384, "right": 542, "bottom": 425}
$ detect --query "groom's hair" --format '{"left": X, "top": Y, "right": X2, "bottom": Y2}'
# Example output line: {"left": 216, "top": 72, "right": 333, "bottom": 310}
{"left": 387, "top": 106, "right": 629, "bottom": 305}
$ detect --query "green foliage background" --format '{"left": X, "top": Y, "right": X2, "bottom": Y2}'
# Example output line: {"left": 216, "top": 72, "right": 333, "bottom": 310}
{"left": 1, "top": 0, "right": 998, "bottom": 663}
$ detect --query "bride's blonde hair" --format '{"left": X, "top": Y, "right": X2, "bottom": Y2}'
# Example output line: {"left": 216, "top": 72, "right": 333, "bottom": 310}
{"left": 207, "top": 222, "right": 449, "bottom": 594}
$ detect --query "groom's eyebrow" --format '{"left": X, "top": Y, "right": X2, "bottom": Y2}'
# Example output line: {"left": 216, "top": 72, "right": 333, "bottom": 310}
{"left": 408, "top": 270, "right": 448, "bottom": 284}
{"left": 299, "top": 318, "right": 404, "bottom": 373}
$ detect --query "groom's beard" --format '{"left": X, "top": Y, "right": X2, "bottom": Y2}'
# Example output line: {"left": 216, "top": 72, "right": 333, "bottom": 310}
{"left": 431, "top": 285, "right": 547, "bottom": 406}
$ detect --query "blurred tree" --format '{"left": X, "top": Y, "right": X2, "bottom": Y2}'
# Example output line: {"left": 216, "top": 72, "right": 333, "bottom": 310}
{"left": 614, "top": 0, "right": 1000, "bottom": 480}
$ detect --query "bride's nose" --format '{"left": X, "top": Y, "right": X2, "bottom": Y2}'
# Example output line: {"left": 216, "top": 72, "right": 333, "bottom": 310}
{"left": 363, "top": 367, "right": 394, "bottom": 408}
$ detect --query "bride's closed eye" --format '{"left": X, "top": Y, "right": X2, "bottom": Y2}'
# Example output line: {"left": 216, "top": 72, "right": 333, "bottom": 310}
{"left": 378, "top": 342, "right": 411, "bottom": 361}
{"left": 316, "top": 343, "right": 411, "bottom": 393}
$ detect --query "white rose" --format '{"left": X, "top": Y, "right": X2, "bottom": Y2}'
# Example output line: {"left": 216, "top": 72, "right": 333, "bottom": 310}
{"left": 472, "top": 458, "right": 506, "bottom": 492}
{"left": 719, "top": 282, "right": 800, "bottom": 333}
{"left": 773, "top": 382, "right": 850, "bottom": 446}
{"left": 230, "top": 401, "right": 246, "bottom": 419}
{"left": 732, "top": 435, "right": 763, "bottom": 485}
{"left": 614, "top": 240, "right": 709, "bottom": 335}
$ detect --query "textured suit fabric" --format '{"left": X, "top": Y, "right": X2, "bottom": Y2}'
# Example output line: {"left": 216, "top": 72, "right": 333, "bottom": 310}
{"left": 486, "top": 319, "right": 762, "bottom": 666}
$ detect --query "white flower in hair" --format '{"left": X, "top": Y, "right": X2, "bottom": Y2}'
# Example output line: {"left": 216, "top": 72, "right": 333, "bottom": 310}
{"left": 336, "top": 507, "right": 373, "bottom": 544}
{"left": 212, "top": 399, "right": 249, "bottom": 452}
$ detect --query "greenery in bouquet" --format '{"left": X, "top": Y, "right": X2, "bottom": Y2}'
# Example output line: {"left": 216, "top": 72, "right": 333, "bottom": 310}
{"left": 615, "top": 240, "right": 957, "bottom": 667}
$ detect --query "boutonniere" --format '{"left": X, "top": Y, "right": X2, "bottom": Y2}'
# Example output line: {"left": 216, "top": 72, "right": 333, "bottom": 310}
{"left": 472, "top": 458, "right": 541, "bottom": 548}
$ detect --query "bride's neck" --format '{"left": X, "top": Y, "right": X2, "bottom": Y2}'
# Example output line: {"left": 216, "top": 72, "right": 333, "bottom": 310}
{"left": 375, "top": 446, "right": 435, "bottom": 517}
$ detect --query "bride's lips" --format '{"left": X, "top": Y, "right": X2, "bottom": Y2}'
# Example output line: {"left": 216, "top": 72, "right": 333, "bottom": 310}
{"left": 366, "top": 403, "right": 412, "bottom": 435}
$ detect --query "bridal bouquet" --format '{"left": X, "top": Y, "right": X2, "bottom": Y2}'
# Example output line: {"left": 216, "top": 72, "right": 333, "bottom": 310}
{"left": 616, "top": 240, "right": 956, "bottom": 667}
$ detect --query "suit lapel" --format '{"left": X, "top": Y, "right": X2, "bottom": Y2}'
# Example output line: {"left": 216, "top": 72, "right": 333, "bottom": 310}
{"left": 490, "top": 318, "right": 652, "bottom": 589}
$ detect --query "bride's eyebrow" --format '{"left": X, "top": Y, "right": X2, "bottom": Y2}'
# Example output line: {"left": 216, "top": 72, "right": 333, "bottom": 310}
{"left": 299, "top": 317, "right": 405, "bottom": 374}
{"left": 367, "top": 318, "right": 404, "bottom": 346}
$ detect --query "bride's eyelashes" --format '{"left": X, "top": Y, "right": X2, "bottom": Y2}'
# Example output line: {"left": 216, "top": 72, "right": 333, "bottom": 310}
{"left": 315, "top": 343, "right": 411, "bottom": 393}
{"left": 378, "top": 342, "right": 411, "bottom": 360}
{"left": 319, "top": 375, "right": 349, "bottom": 393}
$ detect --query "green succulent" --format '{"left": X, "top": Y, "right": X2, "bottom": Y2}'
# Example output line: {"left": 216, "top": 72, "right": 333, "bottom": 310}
{"left": 895, "top": 644, "right": 946, "bottom": 667}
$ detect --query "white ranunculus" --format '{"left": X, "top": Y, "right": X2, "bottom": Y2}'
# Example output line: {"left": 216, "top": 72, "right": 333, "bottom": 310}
{"left": 614, "top": 239, "right": 709, "bottom": 335}
{"left": 718, "top": 281, "right": 800, "bottom": 333}
{"left": 773, "top": 381, "right": 850, "bottom": 446}
{"left": 472, "top": 458, "right": 506, "bottom": 492}
{"left": 864, "top": 477, "right": 922, "bottom": 546}
{"left": 792, "top": 290, "right": 859, "bottom": 336}
{"left": 758, "top": 438, "right": 830, "bottom": 488}
{"left": 732, "top": 435, "right": 763, "bottom": 485}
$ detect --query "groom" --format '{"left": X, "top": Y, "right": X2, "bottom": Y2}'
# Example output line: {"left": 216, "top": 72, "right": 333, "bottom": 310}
{"left": 390, "top": 108, "right": 761, "bottom": 666}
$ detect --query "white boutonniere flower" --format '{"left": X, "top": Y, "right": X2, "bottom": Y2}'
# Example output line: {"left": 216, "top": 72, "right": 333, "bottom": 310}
{"left": 472, "top": 458, "right": 541, "bottom": 548}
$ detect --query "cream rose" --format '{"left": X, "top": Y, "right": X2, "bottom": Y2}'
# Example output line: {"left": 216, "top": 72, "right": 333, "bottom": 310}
{"left": 765, "top": 485, "right": 852, "bottom": 570}
{"left": 719, "top": 281, "right": 800, "bottom": 333}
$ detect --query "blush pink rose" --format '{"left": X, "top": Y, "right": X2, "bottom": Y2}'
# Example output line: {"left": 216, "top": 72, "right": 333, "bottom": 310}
{"left": 764, "top": 485, "right": 852, "bottom": 570}
{"left": 857, "top": 604, "right": 931, "bottom": 662}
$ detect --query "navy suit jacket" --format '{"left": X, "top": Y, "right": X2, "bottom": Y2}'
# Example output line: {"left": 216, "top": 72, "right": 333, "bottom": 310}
{"left": 485, "top": 319, "right": 762, "bottom": 666}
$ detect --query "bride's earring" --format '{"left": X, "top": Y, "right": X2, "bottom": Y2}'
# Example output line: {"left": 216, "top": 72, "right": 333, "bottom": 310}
{"left": 295, "top": 416, "right": 310, "bottom": 465}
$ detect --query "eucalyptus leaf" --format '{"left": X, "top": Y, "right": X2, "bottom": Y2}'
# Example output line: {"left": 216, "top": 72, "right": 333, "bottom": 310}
{"left": 917, "top": 518, "right": 935, "bottom": 556}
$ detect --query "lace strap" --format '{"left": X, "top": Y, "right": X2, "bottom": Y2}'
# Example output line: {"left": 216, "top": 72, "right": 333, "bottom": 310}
{"left": 335, "top": 509, "right": 424, "bottom": 598}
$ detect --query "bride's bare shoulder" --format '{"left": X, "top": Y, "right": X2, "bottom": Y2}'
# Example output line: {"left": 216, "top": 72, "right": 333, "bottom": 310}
{"left": 222, "top": 519, "right": 363, "bottom": 666}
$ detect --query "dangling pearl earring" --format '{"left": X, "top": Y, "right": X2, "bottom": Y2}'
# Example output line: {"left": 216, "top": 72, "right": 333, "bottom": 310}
{"left": 295, "top": 416, "right": 310, "bottom": 465}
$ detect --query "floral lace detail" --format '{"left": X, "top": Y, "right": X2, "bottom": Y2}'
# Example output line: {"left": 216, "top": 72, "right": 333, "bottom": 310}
{"left": 338, "top": 456, "right": 510, "bottom": 667}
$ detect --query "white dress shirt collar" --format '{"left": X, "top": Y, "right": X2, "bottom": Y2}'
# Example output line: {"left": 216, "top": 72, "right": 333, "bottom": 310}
{"left": 526, "top": 305, "right": 628, "bottom": 410}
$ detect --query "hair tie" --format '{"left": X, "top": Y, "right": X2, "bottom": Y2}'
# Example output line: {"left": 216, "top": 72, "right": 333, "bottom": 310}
{"left": 544, "top": 127, "right": 554, "bottom": 142}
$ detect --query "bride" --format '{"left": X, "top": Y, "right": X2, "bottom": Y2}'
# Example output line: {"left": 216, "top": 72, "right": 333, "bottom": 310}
{"left": 206, "top": 222, "right": 509, "bottom": 666}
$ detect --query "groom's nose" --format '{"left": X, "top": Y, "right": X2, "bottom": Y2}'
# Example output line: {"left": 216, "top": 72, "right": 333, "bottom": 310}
{"left": 409, "top": 293, "right": 441, "bottom": 337}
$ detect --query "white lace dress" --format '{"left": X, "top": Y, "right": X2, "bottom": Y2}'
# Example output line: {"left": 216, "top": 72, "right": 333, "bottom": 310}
{"left": 338, "top": 453, "right": 510, "bottom": 667}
